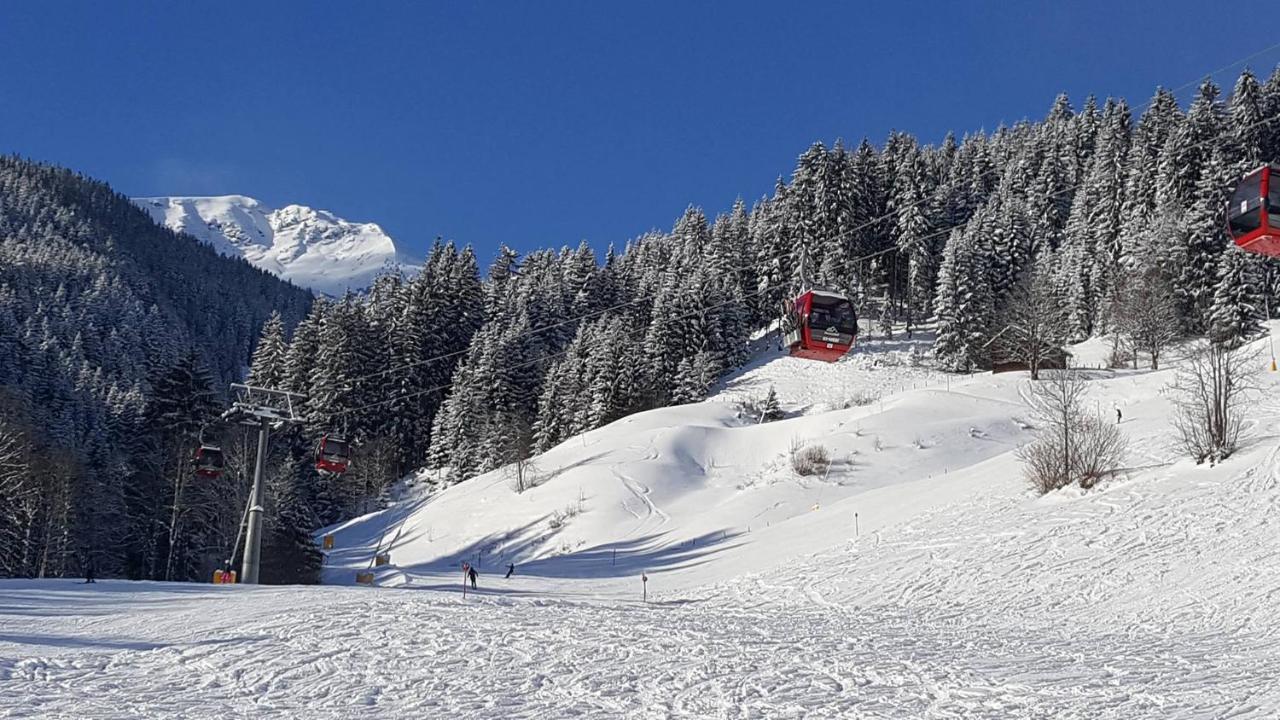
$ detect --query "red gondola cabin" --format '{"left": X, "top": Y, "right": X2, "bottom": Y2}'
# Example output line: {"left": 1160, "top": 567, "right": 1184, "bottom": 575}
{"left": 315, "top": 435, "right": 351, "bottom": 474}
{"left": 1228, "top": 163, "right": 1280, "bottom": 257}
{"left": 192, "top": 445, "right": 225, "bottom": 478}
{"left": 782, "top": 289, "right": 858, "bottom": 362}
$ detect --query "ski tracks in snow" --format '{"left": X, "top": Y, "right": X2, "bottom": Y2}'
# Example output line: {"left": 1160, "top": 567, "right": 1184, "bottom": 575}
{"left": 614, "top": 441, "right": 670, "bottom": 538}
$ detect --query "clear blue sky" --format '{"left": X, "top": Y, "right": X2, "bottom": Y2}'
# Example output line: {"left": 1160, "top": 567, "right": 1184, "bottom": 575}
{"left": 2, "top": 1, "right": 1276, "bottom": 261}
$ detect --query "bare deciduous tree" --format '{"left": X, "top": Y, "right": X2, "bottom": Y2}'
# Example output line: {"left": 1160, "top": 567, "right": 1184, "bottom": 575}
{"left": 495, "top": 413, "right": 542, "bottom": 494}
{"left": 350, "top": 435, "right": 400, "bottom": 515}
{"left": 0, "top": 411, "right": 36, "bottom": 577}
{"left": 1112, "top": 263, "right": 1181, "bottom": 370}
{"left": 1018, "top": 369, "right": 1128, "bottom": 494}
{"left": 990, "top": 265, "right": 1070, "bottom": 380}
{"left": 1172, "top": 340, "right": 1259, "bottom": 464}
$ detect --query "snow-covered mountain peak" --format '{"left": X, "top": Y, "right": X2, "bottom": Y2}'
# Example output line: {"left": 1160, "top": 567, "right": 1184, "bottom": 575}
{"left": 135, "top": 195, "right": 417, "bottom": 295}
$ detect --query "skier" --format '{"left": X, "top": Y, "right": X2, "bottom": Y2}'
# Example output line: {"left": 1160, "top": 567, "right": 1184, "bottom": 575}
{"left": 505, "top": 563, "right": 515, "bottom": 579}
{"left": 468, "top": 565, "right": 478, "bottom": 590}
{"left": 83, "top": 555, "right": 95, "bottom": 584}
{"left": 1116, "top": 407, "right": 1122, "bottom": 425}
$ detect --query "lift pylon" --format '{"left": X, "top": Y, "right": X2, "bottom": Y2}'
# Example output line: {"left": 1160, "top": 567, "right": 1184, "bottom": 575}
{"left": 221, "top": 384, "right": 306, "bottom": 585}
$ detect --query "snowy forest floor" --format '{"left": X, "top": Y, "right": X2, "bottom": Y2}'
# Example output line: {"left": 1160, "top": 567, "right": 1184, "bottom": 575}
{"left": 6, "top": 328, "right": 1280, "bottom": 718}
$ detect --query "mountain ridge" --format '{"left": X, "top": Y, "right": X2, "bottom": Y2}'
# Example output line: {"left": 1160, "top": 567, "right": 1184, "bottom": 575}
{"left": 135, "top": 194, "right": 420, "bottom": 295}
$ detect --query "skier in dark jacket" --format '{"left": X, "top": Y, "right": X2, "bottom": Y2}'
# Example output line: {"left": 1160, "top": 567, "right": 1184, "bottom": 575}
{"left": 467, "top": 565, "right": 478, "bottom": 589}
{"left": 505, "top": 563, "right": 515, "bottom": 579}
{"left": 83, "top": 556, "right": 96, "bottom": 584}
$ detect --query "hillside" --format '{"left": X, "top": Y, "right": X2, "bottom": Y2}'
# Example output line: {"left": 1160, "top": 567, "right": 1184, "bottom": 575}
{"left": 6, "top": 328, "right": 1280, "bottom": 716}
{"left": 136, "top": 195, "right": 420, "bottom": 295}
{"left": 0, "top": 157, "right": 313, "bottom": 580}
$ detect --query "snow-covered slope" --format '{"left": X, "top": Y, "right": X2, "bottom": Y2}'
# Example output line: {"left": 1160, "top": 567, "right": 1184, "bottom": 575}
{"left": 134, "top": 195, "right": 418, "bottom": 295}
{"left": 8, "top": 328, "right": 1280, "bottom": 717}
{"left": 322, "top": 332, "right": 1024, "bottom": 592}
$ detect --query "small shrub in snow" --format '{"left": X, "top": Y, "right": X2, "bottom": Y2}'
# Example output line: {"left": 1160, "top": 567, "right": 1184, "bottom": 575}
{"left": 1019, "top": 415, "right": 1127, "bottom": 494}
{"left": 548, "top": 498, "right": 584, "bottom": 531}
{"left": 840, "top": 390, "right": 880, "bottom": 408}
{"left": 789, "top": 438, "right": 831, "bottom": 476}
{"left": 1019, "top": 369, "right": 1128, "bottom": 494}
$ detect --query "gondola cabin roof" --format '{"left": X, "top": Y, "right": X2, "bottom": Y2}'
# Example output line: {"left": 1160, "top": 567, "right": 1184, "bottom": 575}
{"left": 800, "top": 289, "right": 849, "bottom": 302}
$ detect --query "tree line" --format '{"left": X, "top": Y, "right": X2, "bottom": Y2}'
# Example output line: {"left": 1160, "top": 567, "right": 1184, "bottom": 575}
{"left": 3, "top": 66, "right": 1279, "bottom": 582}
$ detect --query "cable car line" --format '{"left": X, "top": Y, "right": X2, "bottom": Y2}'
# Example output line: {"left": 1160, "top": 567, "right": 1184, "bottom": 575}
{"left": 329, "top": 107, "right": 1280, "bottom": 420}
{"left": 341, "top": 103, "right": 1280, "bottom": 391}
{"left": 896, "top": 109, "right": 1280, "bottom": 260}
{"left": 319, "top": 46, "right": 1280, "bottom": 418}
{"left": 1164, "top": 39, "right": 1280, "bottom": 101}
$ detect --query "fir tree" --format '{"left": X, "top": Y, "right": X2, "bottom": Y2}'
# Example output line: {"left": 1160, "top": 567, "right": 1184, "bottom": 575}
{"left": 933, "top": 228, "right": 993, "bottom": 371}
{"left": 1208, "top": 250, "right": 1264, "bottom": 347}
{"left": 759, "top": 385, "right": 784, "bottom": 422}
{"left": 248, "top": 311, "right": 288, "bottom": 388}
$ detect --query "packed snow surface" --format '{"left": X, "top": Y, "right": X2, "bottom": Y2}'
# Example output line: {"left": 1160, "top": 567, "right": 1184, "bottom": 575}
{"left": 6, "top": 329, "right": 1280, "bottom": 717}
{"left": 134, "top": 195, "right": 418, "bottom": 295}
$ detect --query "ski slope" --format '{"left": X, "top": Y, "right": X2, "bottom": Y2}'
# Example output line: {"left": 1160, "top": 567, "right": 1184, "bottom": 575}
{"left": 6, "top": 329, "right": 1280, "bottom": 718}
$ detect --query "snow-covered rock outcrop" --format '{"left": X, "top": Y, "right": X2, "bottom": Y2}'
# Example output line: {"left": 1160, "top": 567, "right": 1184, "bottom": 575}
{"left": 135, "top": 195, "right": 418, "bottom": 295}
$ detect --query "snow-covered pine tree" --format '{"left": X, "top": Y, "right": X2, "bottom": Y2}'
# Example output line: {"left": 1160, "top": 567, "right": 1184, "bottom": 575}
{"left": 282, "top": 300, "right": 327, "bottom": 395}
{"left": 1208, "top": 250, "right": 1264, "bottom": 347}
{"left": 1157, "top": 79, "right": 1223, "bottom": 211}
{"left": 1261, "top": 67, "right": 1280, "bottom": 162}
{"left": 933, "top": 228, "right": 993, "bottom": 371}
{"left": 1228, "top": 69, "right": 1267, "bottom": 169}
{"left": 138, "top": 349, "right": 223, "bottom": 582}
{"left": 750, "top": 184, "right": 792, "bottom": 323}
{"left": 1083, "top": 99, "right": 1133, "bottom": 334}
{"left": 1179, "top": 148, "right": 1233, "bottom": 332}
{"left": 787, "top": 143, "right": 829, "bottom": 290}
{"left": 892, "top": 148, "right": 935, "bottom": 325}
{"left": 247, "top": 311, "right": 288, "bottom": 388}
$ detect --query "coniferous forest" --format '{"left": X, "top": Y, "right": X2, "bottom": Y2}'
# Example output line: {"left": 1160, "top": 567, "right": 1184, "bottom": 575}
{"left": 3, "top": 68, "right": 1280, "bottom": 583}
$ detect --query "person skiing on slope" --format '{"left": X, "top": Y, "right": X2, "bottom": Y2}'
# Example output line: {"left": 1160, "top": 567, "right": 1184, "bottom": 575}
{"left": 505, "top": 563, "right": 515, "bottom": 579}
{"left": 83, "top": 554, "right": 95, "bottom": 584}
{"left": 1115, "top": 406, "right": 1122, "bottom": 424}
{"left": 468, "top": 565, "right": 478, "bottom": 590}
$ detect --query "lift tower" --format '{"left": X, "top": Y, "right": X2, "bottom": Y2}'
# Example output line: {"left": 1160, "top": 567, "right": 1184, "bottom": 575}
{"left": 221, "top": 384, "right": 306, "bottom": 584}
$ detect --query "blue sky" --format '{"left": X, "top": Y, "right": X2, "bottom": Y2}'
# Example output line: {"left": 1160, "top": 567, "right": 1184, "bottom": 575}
{"left": 1, "top": 1, "right": 1276, "bottom": 262}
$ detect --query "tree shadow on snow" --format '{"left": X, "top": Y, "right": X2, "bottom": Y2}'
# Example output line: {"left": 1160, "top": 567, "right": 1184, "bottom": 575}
{"left": 0, "top": 632, "right": 268, "bottom": 651}
{"left": 393, "top": 527, "right": 745, "bottom": 586}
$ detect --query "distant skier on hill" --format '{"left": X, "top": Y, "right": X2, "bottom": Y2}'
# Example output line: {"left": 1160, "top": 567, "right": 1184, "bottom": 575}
{"left": 467, "top": 565, "right": 478, "bottom": 590}
{"left": 505, "top": 563, "right": 515, "bottom": 579}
